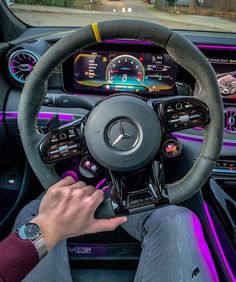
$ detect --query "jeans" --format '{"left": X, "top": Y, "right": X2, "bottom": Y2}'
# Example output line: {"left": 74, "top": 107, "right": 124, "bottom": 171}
{"left": 13, "top": 198, "right": 218, "bottom": 282}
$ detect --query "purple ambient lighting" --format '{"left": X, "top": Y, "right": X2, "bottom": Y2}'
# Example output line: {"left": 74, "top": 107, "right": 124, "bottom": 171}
{"left": 196, "top": 44, "right": 236, "bottom": 51}
{"left": 203, "top": 202, "right": 236, "bottom": 282}
{"left": 193, "top": 127, "right": 203, "bottom": 131}
{"left": 192, "top": 213, "right": 219, "bottom": 281}
{"left": 95, "top": 178, "right": 106, "bottom": 190}
{"left": 104, "top": 40, "right": 236, "bottom": 51}
{"left": 0, "top": 112, "right": 4, "bottom": 122}
{"left": 102, "top": 186, "right": 109, "bottom": 192}
{"left": 38, "top": 112, "right": 74, "bottom": 121}
{"left": 61, "top": 170, "right": 78, "bottom": 182}
{"left": 104, "top": 39, "right": 154, "bottom": 45}
{"left": 4, "top": 111, "right": 75, "bottom": 122}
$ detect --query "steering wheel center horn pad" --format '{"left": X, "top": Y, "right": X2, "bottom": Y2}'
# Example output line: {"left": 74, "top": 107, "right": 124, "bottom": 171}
{"left": 18, "top": 19, "right": 224, "bottom": 218}
{"left": 85, "top": 95, "right": 162, "bottom": 172}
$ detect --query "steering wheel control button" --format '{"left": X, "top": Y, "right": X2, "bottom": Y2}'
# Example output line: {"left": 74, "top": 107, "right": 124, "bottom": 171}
{"left": 49, "top": 149, "right": 60, "bottom": 155}
{"left": 162, "top": 139, "right": 182, "bottom": 158}
{"left": 158, "top": 98, "right": 210, "bottom": 132}
{"left": 68, "top": 128, "right": 77, "bottom": 138}
{"left": 176, "top": 103, "right": 183, "bottom": 110}
{"left": 166, "top": 105, "right": 174, "bottom": 113}
{"left": 40, "top": 126, "right": 83, "bottom": 163}
{"left": 59, "top": 145, "right": 69, "bottom": 152}
{"left": 107, "top": 119, "right": 139, "bottom": 151}
{"left": 85, "top": 95, "right": 162, "bottom": 172}
{"left": 59, "top": 133, "right": 67, "bottom": 140}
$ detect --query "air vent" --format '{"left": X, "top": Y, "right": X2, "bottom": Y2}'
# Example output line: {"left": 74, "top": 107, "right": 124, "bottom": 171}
{"left": 8, "top": 49, "right": 39, "bottom": 85}
{"left": 224, "top": 109, "right": 236, "bottom": 133}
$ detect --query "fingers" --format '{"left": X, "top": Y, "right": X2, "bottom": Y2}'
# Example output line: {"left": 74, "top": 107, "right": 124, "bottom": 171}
{"left": 70, "top": 181, "right": 86, "bottom": 189}
{"left": 89, "top": 189, "right": 104, "bottom": 210}
{"left": 92, "top": 217, "right": 128, "bottom": 233}
{"left": 54, "top": 176, "right": 76, "bottom": 188}
{"left": 83, "top": 185, "right": 96, "bottom": 196}
{"left": 70, "top": 182, "right": 96, "bottom": 196}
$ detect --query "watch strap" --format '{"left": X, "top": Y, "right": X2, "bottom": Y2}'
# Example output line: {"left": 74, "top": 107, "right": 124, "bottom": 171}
{"left": 33, "top": 234, "right": 48, "bottom": 260}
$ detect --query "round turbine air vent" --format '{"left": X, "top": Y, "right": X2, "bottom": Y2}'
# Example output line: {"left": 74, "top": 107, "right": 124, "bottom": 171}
{"left": 8, "top": 49, "right": 39, "bottom": 85}
{"left": 224, "top": 109, "right": 236, "bottom": 134}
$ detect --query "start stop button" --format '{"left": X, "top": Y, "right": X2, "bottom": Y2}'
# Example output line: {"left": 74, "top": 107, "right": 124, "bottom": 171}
{"left": 162, "top": 139, "right": 182, "bottom": 158}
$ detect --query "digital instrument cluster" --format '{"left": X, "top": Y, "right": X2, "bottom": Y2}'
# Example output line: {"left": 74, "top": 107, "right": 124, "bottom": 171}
{"left": 63, "top": 48, "right": 178, "bottom": 96}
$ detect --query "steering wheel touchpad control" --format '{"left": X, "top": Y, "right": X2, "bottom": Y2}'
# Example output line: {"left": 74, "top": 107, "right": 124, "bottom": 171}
{"left": 158, "top": 98, "right": 210, "bottom": 132}
{"left": 40, "top": 125, "right": 83, "bottom": 163}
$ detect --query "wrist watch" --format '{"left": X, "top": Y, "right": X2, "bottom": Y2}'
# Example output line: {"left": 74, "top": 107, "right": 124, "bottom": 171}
{"left": 17, "top": 223, "right": 48, "bottom": 260}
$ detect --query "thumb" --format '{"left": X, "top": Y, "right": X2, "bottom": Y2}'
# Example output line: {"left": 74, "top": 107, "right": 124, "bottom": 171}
{"left": 92, "top": 217, "right": 128, "bottom": 233}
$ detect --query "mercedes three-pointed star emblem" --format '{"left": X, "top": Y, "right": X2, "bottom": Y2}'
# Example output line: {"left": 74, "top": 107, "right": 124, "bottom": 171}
{"left": 107, "top": 119, "right": 139, "bottom": 151}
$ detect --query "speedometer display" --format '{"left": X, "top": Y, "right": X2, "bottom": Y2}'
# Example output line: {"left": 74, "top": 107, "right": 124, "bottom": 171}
{"left": 71, "top": 49, "right": 178, "bottom": 96}
{"left": 106, "top": 55, "right": 145, "bottom": 85}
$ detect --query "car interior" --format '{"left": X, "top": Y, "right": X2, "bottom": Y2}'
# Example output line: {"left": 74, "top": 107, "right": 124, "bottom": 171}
{"left": 0, "top": 1, "right": 235, "bottom": 281}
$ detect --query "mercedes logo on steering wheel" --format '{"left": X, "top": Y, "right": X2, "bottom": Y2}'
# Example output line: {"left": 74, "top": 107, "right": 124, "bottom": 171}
{"left": 107, "top": 119, "right": 140, "bottom": 151}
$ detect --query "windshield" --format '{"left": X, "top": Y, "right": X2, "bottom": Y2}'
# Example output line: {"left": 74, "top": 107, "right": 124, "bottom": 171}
{"left": 5, "top": 0, "right": 236, "bottom": 32}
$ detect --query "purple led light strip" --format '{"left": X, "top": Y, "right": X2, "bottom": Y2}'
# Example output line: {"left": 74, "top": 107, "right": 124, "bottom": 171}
{"left": 104, "top": 39, "right": 153, "bottom": 45}
{"left": 104, "top": 39, "right": 236, "bottom": 51}
{"left": 0, "top": 112, "right": 4, "bottom": 122}
{"left": 4, "top": 111, "right": 75, "bottom": 122}
{"left": 203, "top": 202, "right": 236, "bottom": 282}
{"left": 196, "top": 44, "right": 236, "bottom": 51}
{"left": 192, "top": 213, "right": 219, "bottom": 281}
{"left": 95, "top": 178, "right": 106, "bottom": 190}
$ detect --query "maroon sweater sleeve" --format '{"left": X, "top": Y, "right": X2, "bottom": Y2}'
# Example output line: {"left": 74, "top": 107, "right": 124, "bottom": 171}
{"left": 0, "top": 231, "right": 39, "bottom": 282}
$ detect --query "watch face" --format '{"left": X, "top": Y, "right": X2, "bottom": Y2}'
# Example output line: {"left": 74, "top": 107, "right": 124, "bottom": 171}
{"left": 18, "top": 223, "right": 40, "bottom": 240}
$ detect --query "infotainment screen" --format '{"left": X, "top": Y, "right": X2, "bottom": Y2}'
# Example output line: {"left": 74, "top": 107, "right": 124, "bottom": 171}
{"left": 71, "top": 50, "right": 178, "bottom": 95}
{"left": 209, "top": 58, "right": 236, "bottom": 99}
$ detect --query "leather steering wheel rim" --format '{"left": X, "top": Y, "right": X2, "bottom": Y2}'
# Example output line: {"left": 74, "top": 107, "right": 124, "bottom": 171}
{"left": 18, "top": 19, "right": 224, "bottom": 205}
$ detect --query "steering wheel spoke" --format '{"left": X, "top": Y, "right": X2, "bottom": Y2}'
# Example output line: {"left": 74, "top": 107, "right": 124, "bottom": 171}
{"left": 153, "top": 96, "right": 210, "bottom": 133}
{"left": 39, "top": 118, "right": 86, "bottom": 163}
{"left": 105, "top": 159, "right": 169, "bottom": 216}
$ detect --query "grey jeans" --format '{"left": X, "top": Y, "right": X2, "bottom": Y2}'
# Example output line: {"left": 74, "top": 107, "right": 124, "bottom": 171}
{"left": 13, "top": 198, "right": 218, "bottom": 282}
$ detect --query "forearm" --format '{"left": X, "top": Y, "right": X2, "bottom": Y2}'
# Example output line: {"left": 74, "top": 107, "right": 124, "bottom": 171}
{"left": 0, "top": 232, "right": 39, "bottom": 282}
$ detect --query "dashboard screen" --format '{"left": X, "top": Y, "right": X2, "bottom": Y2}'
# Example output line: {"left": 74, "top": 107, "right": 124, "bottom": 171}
{"left": 210, "top": 58, "right": 236, "bottom": 99}
{"left": 72, "top": 50, "right": 177, "bottom": 95}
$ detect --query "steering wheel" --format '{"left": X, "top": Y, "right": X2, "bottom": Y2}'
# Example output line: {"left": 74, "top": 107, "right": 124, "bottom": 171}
{"left": 18, "top": 20, "right": 224, "bottom": 218}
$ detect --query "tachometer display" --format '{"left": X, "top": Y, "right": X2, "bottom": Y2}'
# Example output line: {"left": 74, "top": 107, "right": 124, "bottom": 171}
{"left": 106, "top": 55, "right": 145, "bottom": 85}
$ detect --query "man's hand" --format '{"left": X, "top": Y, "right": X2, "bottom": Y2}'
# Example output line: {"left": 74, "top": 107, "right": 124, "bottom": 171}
{"left": 31, "top": 177, "right": 127, "bottom": 250}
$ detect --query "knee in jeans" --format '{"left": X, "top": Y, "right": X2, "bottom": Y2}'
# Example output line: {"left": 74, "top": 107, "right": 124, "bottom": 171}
{"left": 144, "top": 205, "right": 194, "bottom": 233}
